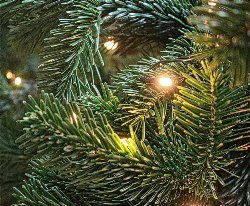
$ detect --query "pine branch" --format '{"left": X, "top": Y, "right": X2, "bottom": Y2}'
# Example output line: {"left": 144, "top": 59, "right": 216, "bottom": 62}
{"left": 162, "top": 32, "right": 205, "bottom": 59}
{"left": 0, "top": 0, "right": 103, "bottom": 100}
{"left": 221, "top": 151, "right": 250, "bottom": 206}
{"left": 0, "top": 123, "right": 29, "bottom": 204}
{"left": 16, "top": 92, "right": 193, "bottom": 205}
{"left": 0, "top": 0, "right": 20, "bottom": 25}
{"left": 109, "top": 37, "right": 204, "bottom": 138}
{"left": 0, "top": 0, "right": 75, "bottom": 52}
{"left": 14, "top": 42, "right": 250, "bottom": 205}
{"left": 38, "top": 0, "right": 103, "bottom": 100}
{"left": 187, "top": 0, "right": 250, "bottom": 87}
{"left": 173, "top": 60, "right": 250, "bottom": 199}
{"left": 99, "top": 0, "right": 202, "bottom": 54}
{"left": 0, "top": 74, "right": 32, "bottom": 204}
{"left": 13, "top": 178, "right": 77, "bottom": 206}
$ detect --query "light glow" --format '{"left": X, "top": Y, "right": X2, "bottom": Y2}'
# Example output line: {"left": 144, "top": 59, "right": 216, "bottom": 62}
{"left": 104, "top": 40, "right": 118, "bottom": 50}
{"left": 70, "top": 112, "right": 78, "bottom": 124}
{"left": 6, "top": 71, "right": 14, "bottom": 79}
{"left": 159, "top": 77, "right": 173, "bottom": 87}
{"left": 208, "top": 0, "right": 217, "bottom": 6}
{"left": 14, "top": 77, "right": 22, "bottom": 85}
{"left": 120, "top": 138, "right": 131, "bottom": 147}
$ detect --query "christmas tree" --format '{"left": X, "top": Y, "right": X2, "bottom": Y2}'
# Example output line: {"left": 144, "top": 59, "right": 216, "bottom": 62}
{"left": 0, "top": 17, "right": 38, "bottom": 204}
{"left": 0, "top": 0, "right": 249, "bottom": 206}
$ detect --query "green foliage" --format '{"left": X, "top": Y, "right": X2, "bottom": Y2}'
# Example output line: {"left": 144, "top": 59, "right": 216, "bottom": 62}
{"left": 0, "top": 0, "right": 103, "bottom": 100}
{"left": 187, "top": 0, "right": 250, "bottom": 87}
{"left": 1, "top": 1, "right": 250, "bottom": 206}
{"left": 0, "top": 121, "right": 29, "bottom": 204}
{"left": 15, "top": 92, "right": 190, "bottom": 205}
{"left": 0, "top": 0, "right": 203, "bottom": 100}
{"left": 0, "top": 50, "right": 38, "bottom": 204}
{"left": 0, "top": 74, "right": 31, "bottom": 204}
{"left": 108, "top": 36, "right": 204, "bottom": 138}
{"left": 14, "top": 56, "right": 250, "bottom": 205}
{"left": 221, "top": 151, "right": 250, "bottom": 206}
{"left": 0, "top": 75, "right": 12, "bottom": 113}
{"left": 0, "top": 0, "right": 73, "bottom": 52}
{"left": 13, "top": 178, "right": 76, "bottom": 206}
{"left": 173, "top": 60, "right": 250, "bottom": 199}
{"left": 0, "top": 0, "right": 19, "bottom": 25}
{"left": 100, "top": 0, "right": 202, "bottom": 54}
{"left": 38, "top": 0, "right": 103, "bottom": 100}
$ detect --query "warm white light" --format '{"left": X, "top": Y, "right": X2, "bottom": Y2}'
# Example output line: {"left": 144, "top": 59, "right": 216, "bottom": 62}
{"left": 120, "top": 138, "right": 131, "bottom": 147}
{"left": 14, "top": 77, "right": 22, "bottom": 85}
{"left": 104, "top": 40, "right": 118, "bottom": 50}
{"left": 70, "top": 112, "right": 78, "bottom": 124}
{"left": 208, "top": 0, "right": 217, "bottom": 6}
{"left": 204, "top": 18, "right": 209, "bottom": 25}
{"left": 6, "top": 71, "right": 14, "bottom": 79}
{"left": 159, "top": 77, "right": 173, "bottom": 87}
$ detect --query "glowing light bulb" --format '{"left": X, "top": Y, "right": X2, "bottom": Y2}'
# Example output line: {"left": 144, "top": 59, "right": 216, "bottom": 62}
{"left": 159, "top": 77, "right": 173, "bottom": 87}
{"left": 6, "top": 71, "right": 14, "bottom": 79}
{"left": 120, "top": 138, "right": 131, "bottom": 147}
{"left": 104, "top": 40, "right": 118, "bottom": 50}
{"left": 208, "top": 0, "right": 217, "bottom": 6}
{"left": 14, "top": 77, "right": 22, "bottom": 85}
{"left": 70, "top": 112, "right": 78, "bottom": 124}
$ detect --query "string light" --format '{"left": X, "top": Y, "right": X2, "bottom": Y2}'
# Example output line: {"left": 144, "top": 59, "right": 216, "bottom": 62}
{"left": 208, "top": 0, "right": 217, "bottom": 13}
{"left": 104, "top": 39, "right": 118, "bottom": 50}
{"left": 70, "top": 112, "right": 78, "bottom": 124}
{"left": 158, "top": 77, "right": 173, "bottom": 87}
{"left": 120, "top": 138, "right": 131, "bottom": 147}
{"left": 14, "top": 77, "right": 22, "bottom": 86}
{"left": 6, "top": 71, "right": 14, "bottom": 79}
{"left": 208, "top": 0, "right": 217, "bottom": 6}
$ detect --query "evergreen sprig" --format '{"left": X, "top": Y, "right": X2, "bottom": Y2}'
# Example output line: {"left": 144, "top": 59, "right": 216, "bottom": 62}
{"left": 174, "top": 60, "right": 250, "bottom": 199}
{"left": 0, "top": 0, "right": 104, "bottom": 100}
{"left": 0, "top": 122, "right": 29, "bottom": 204}
{"left": 38, "top": 0, "right": 103, "bottom": 100}
{"left": 15, "top": 92, "right": 191, "bottom": 205}
{"left": 1, "top": 1, "right": 250, "bottom": 205}
{"left": 0, "top": 0, "right": 74, "bottom": 52}
{"left": 0, "top": 74, "right": 31, "bottom": 204}
{"left": 13, "top": 178, "right": 77, "bottom": 206}
{"left": 221, "top": 151, "right": 250, "bottom": 206}
{"left": 15, "top": 54, "right": 250, "bottom": 205}
{"left": 100, "top": 0, "right": 202, "bottom": 54}
{"left": 187, "top": 0, "right": 250, "bottom": 87}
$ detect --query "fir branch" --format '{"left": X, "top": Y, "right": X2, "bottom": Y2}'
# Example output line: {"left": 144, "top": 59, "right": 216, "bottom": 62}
{"left": 16, "top": 92, "right": 192, "bottom": 205}
{"left": 99, "top": 0, "right": 202, "bottom": 54}
{"left": 0, "top": 0, "right": 104, "bottom": 100}
{"left": 187, "top": 0, "right": 250, "bottom": 87}
{"left": 221, "top": 151, "right": 250, "bottom": 206}
{"left": 13, "top": 178, "right": 77, "bottom": 206}
{"left": 0, "top": 0, "right": 75, "bottom": 52}
{"left": 0, "top": 123, "right": 29, "bottom": 204}
{"left": 173, "top": 60, "right": 250, "bottom": 199}
{"left": 38, "top": 0, "right": 103, "bottom": 100}
{"left": 109, "top": 37, "right": 203, "bottom": 137}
